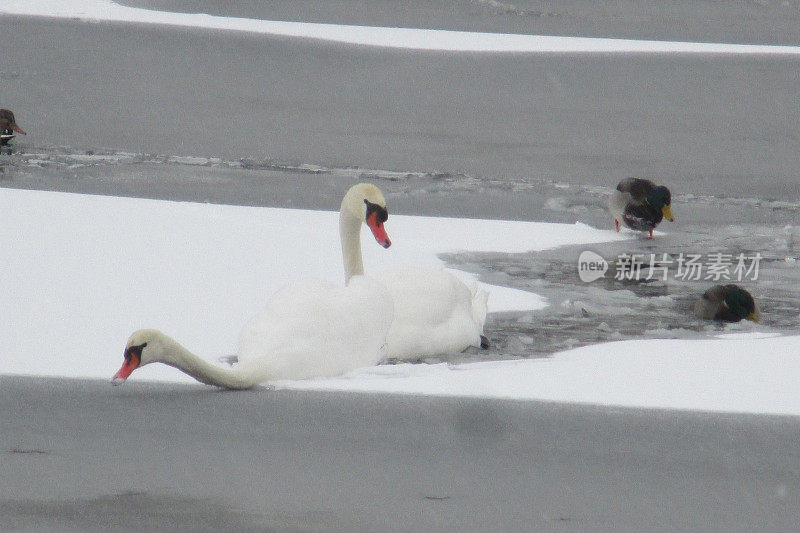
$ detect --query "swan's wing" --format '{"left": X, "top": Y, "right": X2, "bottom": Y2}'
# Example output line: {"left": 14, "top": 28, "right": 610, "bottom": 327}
{"left": 377, "top": 268, "right": 484, "bottom": 359}
{"left": 237, "top": 277, "right": 393, "bottom": 380}
{"left": 377, "top": 268, "right": 471, "bottom": 324}
{"left": 470, "top": 284, "right": 489, "bottom": 329}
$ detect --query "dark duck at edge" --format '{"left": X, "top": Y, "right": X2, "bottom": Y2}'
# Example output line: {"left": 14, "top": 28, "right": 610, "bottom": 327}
{"left": 609, "top": 177, "right": 674, "bottom": 239}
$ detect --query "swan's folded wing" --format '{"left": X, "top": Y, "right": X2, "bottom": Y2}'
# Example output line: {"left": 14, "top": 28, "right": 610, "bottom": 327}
{"left": 237, "top": 276, "right": 393, "bottom": 381}
{"left": 377, "top": 268, "right": 485, "bottom": 359}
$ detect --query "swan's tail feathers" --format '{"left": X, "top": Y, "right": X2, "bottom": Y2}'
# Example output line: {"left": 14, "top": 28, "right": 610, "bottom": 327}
{"left": 470, "top": 283, "right": 489, "bottom": 330}
{"left": 219, "top": 355, "right": 239, "bottom": 366}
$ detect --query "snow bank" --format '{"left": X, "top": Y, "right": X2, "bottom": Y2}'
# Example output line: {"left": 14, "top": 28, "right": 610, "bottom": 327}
{"left": 281, "top": 332, "right": 800, "bottom": 416}
{"left": 3, "top": 188, "right": 797, "bottom": 416}
{"left": 0, "top": 188, "right": 619, "bottom": 383}
{"left": 3, "top": 0, "right": 800, "bottom": 54}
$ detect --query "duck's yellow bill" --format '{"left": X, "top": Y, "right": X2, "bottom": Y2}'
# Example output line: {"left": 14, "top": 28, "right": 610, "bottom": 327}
{"left": 747, "top": 311, "right": 759, "bottom": 323}
{"left": 662, "top": 204, "right": 675, "bottom": 222}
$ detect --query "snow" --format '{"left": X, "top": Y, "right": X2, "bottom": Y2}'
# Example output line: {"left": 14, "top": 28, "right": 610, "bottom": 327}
{"left": 2, "top": 188, "right": 798, "bottom": 416}
{"left": 4, "top": 0, "right": 800, "bottom": 55}
{"left": 0, "top": 187, "right": 620, "bottom": 381}
{"left": 4, "top": 3, "right": 800, "bottom": 416}
{"left": 279, "top": 332, "right": 800, "bottom": 417}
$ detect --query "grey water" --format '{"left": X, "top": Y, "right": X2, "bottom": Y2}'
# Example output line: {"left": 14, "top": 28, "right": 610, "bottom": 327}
{"left": 115, "top": 0, "right": 800, "bottom": 45}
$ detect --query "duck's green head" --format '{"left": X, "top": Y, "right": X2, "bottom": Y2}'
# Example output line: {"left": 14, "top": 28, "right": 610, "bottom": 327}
{"left": 725, "top": 285, "right": 758, "bottom": 322}
{"left": 646, "top": 186, "right": 674, "bottom": 221}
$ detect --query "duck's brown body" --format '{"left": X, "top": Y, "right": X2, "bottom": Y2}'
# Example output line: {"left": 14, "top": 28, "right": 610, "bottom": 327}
{"left": 609, "top": 178, "right": 674, "bottom": 238}
{"left": 0, "top": 109, "right": 26, "bottom": 145}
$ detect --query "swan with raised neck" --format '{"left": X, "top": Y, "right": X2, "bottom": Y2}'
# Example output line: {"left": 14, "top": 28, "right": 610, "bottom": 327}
{"left": 339, "top": 183, "right": 391, "bottom": 284}
{"left": 339, "top": 184, "right": 489, "bottom": 359}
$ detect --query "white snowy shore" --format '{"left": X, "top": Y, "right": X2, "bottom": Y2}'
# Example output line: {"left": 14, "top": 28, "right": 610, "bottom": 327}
{"left": 0, "top": 187, "right": 615, "bottom": 379}
{"left": 279, "top": 332, "right": 800, "bottom": 417}
{"left": 4, "top": 0, "right": 800, "bottom": 54}
{"left": 2, "top": 188, "right": 799, "bottom": 416}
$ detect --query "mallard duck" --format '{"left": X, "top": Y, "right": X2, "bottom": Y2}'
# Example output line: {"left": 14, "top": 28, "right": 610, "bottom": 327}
{"left": 609, "top": 178, "right": 674, "bottom": 239}
{"left": 694, "top": 284, "right": 759, "bottom": 323}
{"left": 0, "top": 109, "right": 26, "bottom": 146}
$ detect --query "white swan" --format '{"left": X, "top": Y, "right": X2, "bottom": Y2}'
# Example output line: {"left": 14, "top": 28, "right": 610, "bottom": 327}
{"left": 113, "top": 182, "right": 487, "bottom": 387}
{"left": 113, "top": 273, "right": 393, "bottom": 387}
{"left": 339, "top": 183, "right": 489, "bottom": 360}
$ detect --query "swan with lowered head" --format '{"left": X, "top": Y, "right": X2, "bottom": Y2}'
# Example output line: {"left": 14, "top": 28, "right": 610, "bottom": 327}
{"left": 113, "top": 224, "right": 395, "bottom": 388}
{"left": 339, "top": 183, "right": 489, "bottom": 360}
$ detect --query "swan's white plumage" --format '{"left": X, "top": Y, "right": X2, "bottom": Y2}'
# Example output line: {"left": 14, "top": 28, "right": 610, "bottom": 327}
{"left": 376, "top": 267, "right": 488, "bottom": 360}
{"left": 338, "top": 183, "right": 490, "bottom": 360}
{"left": 118, "top": 275, "right": 393, "bottom": 388}
{"left": 237, "top": 275, "right": 393, "bottom": 381}
{"left": 119, "top": 181, "right": 484, "bottom": 388}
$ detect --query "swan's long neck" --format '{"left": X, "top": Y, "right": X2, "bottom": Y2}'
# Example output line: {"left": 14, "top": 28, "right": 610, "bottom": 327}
{"left": 158, "top": 335, "right": 257, "bottom": 390}
{"left": 339, "top": 205, "right": 364, "bottom": 285}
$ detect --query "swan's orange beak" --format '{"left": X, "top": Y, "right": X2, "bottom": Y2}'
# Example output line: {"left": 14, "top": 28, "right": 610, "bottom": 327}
{"left": 112, "top": 354, "right": 140, "bottom": 385}
{"left": 367, "top": 212, "right": 391, "bottom": 248}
